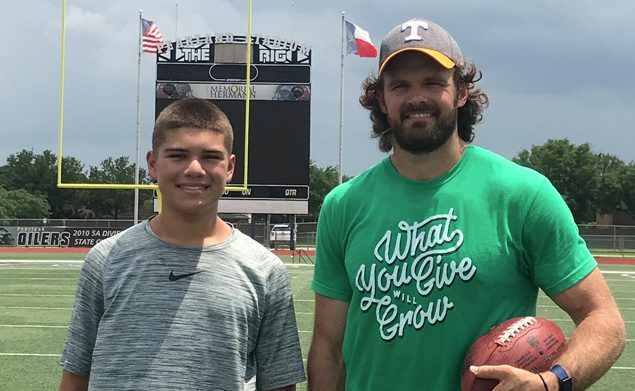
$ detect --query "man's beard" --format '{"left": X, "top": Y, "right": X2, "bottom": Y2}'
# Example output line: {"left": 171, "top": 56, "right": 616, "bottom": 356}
{"left": 389, "top": 101, "right": 458, "bottom": 155}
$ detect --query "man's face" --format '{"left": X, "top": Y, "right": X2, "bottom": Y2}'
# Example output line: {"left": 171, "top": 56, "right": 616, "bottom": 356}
{"left": 379, "top": 52, "right": 467, "bottom": 154}
{"left": 147, "top": 127, "right": 235, "bottom": 218}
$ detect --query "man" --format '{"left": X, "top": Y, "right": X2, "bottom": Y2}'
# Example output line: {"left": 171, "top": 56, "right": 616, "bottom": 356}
{"left": 59, "top": 98, "right": 306, "bottom": 391}
{"left": 308, "top": 18, "right": 625, "bottom": 390}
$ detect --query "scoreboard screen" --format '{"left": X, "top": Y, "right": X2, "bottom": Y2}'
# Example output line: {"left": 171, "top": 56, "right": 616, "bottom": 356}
{"left": 155, "top": 34, "right": 311, "bottom": 214}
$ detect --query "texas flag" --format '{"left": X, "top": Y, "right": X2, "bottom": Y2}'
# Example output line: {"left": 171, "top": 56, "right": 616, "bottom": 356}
{"left": 345, "top": 20, "right": 378, "bottom": 57}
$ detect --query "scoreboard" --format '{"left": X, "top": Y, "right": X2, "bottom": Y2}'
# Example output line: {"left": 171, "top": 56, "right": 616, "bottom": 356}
{"left": 155, "top": 33, "right": 311, "bottom": 214}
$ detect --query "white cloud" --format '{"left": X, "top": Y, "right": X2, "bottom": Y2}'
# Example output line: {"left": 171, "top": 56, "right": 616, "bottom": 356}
{"left": 66, "top": 6, "right": 107, "bottom": 33}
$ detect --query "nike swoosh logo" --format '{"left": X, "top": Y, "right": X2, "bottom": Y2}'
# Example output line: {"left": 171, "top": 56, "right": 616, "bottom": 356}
{"left": 168, "top": 270, "right": 204, "bottom": 281}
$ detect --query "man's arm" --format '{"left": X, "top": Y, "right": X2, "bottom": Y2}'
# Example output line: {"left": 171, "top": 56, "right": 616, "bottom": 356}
{"left": 543, "top": 267, "right": 626, "bottom": 389}
{"left": 58, "top": 370, "right": 88, "bottom": 391}
{"left": 307, "top": 294, "right": 349, "bottom": 391}
{"left": 472, "top": 267, "right": 626, "bottom": 390}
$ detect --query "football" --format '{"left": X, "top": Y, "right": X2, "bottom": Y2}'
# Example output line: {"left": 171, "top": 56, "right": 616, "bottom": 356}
{"left": 461, "top": 316, "right": 567, "bottom": 391}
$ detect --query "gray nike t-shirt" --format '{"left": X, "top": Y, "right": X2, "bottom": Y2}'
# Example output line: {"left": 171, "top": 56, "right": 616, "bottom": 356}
{"left": 60, "top": 220, "right": 306, "bottom": 390}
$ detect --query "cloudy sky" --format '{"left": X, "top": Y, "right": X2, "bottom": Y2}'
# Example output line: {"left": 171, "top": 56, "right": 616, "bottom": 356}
{"left": 3, "top": 0, "right": 634, "bottom": 177}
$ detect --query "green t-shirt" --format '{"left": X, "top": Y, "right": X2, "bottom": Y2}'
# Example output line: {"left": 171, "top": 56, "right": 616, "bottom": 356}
{"left": 311, "top": 145, "right": 596, "bottom": 391}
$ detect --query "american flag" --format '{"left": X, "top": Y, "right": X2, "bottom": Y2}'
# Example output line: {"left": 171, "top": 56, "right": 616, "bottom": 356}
{"left": 142, "top": 18, "right": 164, "bottom": 54}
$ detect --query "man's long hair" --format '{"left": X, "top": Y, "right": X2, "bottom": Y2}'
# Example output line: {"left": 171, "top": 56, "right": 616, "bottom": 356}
{"left": 359, "top": 61, "right": 489, "bottom": 152}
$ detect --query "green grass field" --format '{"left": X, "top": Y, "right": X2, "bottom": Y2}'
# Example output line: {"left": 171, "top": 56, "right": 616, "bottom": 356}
{"left": 0, "top": 254, "right": 633, "bottom": 390}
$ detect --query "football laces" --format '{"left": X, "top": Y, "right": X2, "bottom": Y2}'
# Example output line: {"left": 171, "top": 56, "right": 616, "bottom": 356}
{"left": 496, "top": 316, "right": 537, "bottom": 345}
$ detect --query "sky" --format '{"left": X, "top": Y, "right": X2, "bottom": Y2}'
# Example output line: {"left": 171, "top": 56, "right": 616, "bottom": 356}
{"left": 3, "top": 0, "right": 634, "bottom": 177}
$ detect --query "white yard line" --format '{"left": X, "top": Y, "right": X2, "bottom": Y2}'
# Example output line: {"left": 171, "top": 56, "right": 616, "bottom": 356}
{"left": 0, "top": 268, "right": 80, "bottom": 271}
{"left": 0, "top": 260, "right": 83, "bottom": 264}
{"left": 0, "top": 277, "right": 77, "bottom": 280}
{"left": 541, "top": 318, "right": 635, "bottom": 324}
{"left": 0, "top": 324, "right": 67, "bottom": 328}
{"left": 0, "top": 293, "right": 74, "bottom": 297}
{"left": 0, "top": 306, "right": 71, "bottom": 310}
{"left": 0, "top": 284, "right": 75, "bottom": 288}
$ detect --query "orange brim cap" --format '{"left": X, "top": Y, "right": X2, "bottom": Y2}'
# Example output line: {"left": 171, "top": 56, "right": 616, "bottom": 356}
{"left": 379, "top": 47, "right": 456, "bottom": 75}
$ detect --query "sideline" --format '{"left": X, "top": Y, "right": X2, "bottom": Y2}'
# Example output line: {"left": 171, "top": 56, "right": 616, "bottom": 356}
{"left": 595, "top": 257, "right": 635, "bottom": 265}
{"left": 0, "top": 247, "right": 89, "bottom": 254}
{"left": 1, "top": 248, "right": 635, "bottom": 264}
{"left": 0, "top": 247, "right": 317, "bottom": 257}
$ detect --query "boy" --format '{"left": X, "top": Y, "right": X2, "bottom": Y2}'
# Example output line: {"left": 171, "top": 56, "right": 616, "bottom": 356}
{"left": 59, "top": 98, "right": 306, "bottom": 391}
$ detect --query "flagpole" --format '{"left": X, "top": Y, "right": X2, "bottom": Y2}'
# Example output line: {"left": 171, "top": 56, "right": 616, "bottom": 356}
{"left": 175, "top": 3, "right": 179, "bottom": 40}
{"left": 338, "top": 11, "right": 345, "bottom": 184}
{"left": 134, "top": 10, "right": 143, "bottom": 225}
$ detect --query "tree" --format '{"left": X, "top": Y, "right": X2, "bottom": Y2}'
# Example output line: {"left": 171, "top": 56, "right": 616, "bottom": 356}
{"left": 87, "top": 157, "right": 151, "bottom": 219}
{"left": 308, "top": 161, "right": 351, "bottom": 219}
{"left": 618, "top": 163, "right": 635, "bottom": 219}
{"left": 49, "top": 153, "right": 90, "bottom": 218}
{"left": 0, "top": 186, "right": 50, "bottom": 218}
{"left": 0, "top": 187, "right": 15, "bottom": 218}
{"left": 513, "top": 139, "right": 631, "bottom": 223}
{"left": 0, "top": 150, "right": 88, "bottom": 218}
{"left": 514, "top": 139, "right": 595, "bottom": 222}
{"left": 594, "top": 153, "right": 625, "bottom": 215}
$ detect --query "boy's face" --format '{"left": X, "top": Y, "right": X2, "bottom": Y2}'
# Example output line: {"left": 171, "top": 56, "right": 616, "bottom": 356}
{"left": 147, "top": 127, "right": 235, "bottom": 218}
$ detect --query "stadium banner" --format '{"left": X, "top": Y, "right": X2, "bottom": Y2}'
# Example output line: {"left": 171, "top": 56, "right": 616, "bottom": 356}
{"left": 0, "top": 226, "right": 124, "bottom": 248}
{"left": 156, "top": 82, "right": 310, "bottom": 101}
{"left": 156, "top": 33, "right": 311, "bottom": 64}
{"left": 0, "top": 227, "right": 17, "bottom": 246}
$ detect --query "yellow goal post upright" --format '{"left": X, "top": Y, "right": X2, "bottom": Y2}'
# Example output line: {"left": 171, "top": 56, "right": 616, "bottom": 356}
{"left": 56, "top": 0, "right": 254, "bottom": 211}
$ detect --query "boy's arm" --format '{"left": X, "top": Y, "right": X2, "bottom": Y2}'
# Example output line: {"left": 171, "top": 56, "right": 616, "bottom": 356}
{"left": 256, "top": 260, "right": 306, "bottom": 390}
{"left": 58, "top": 370, "right": 88, "bottom": 391}
{"left": 59, "top": 248, "right": 105, "bottom": 388}
{"left": 307, "top": 294, "right": 349, "bottom": 391}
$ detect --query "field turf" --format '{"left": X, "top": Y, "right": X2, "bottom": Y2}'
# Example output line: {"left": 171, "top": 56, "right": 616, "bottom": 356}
{"left": 0, "top": 254, "right": 633, "bottom": 390}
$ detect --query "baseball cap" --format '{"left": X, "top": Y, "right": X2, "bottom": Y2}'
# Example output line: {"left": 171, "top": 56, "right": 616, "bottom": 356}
{"left": 379, "top": 18, "right": 464, "bottom": 75}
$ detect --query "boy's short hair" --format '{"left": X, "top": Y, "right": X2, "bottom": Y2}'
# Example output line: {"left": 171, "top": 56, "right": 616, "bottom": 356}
{"left": 152, "top": 98, "right": 234, "bottom": 154}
